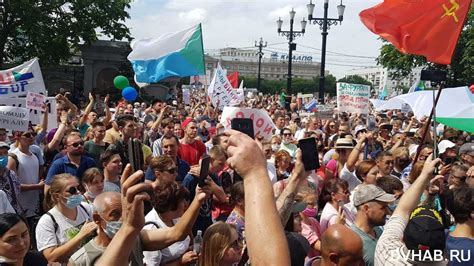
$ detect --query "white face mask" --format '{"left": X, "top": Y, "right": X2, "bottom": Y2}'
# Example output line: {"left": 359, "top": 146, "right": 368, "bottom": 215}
{"left": 271, "top": 144, "right": 280, "bottom": 152}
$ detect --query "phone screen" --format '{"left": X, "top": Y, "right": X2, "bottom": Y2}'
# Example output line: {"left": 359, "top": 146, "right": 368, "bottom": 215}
{"left": 231, "top": 118, "right": 254, "bottom": 139}
{"left": 298, "top": 137, "right": 320, "bottom": 171}
{"left": 198, "top": 155, "right": 211, "bottom": 187}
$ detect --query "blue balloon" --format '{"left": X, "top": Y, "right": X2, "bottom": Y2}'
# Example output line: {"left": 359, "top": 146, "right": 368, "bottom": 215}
{"left": 122, "top": 86, "right": 138, "bottom": 101}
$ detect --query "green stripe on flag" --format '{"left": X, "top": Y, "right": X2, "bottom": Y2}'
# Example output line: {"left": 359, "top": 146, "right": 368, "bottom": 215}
{"left": 435, "top": 117, "right": 474, "bottom": 133}
{"left": 179, "top": 24, "right": 205, "bottom": 74}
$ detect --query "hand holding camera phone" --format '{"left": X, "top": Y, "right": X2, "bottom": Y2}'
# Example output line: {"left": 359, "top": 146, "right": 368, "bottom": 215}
{"left": 231, "top": 118, "right": 254, "bottom": 139}
{"left": 128, "top": 138, "right": 144, "bottom": 180}
{"left": 198, "top": 155, "right": 211, "bottom": 187}
{"left": 298, "top": 137, "right": 320, "bottom": 171}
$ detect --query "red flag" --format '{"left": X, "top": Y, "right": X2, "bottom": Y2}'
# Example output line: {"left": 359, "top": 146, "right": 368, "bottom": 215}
{"left": 227, "top": 72, "right": 239, "bottom": 88}
{"left": 360, "top": 0, "right": 472, "bottom": 65}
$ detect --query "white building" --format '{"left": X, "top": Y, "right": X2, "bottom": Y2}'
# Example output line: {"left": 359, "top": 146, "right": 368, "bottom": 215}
{"left": 347, "top": 67, "right": 422, "bottom": 96}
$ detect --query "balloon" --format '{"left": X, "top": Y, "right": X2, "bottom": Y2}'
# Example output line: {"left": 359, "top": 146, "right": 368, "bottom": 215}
{"left": 114, "top": 75, "right": 129, "bottom": 89}
{"left": 122, "top": 87, "right": 138, "bottom": 101}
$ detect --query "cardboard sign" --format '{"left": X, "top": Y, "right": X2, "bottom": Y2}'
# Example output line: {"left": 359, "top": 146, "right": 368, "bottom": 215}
{"left": 221, "top": 107, "right": 275, "bottom": 140}
{"left": 26, "top": 91, "right": 46, "bottom": 111}
{"left": 0, "top": 106, "right": 30, "bottom": 131}
{"left": 0, "top": 97, "right": 57, "bottom": 130}
{"left": 207, "top": 63, "right": 241, "bottom": 109}
{"left": 0, "top": 58, "right": 46, "bottom": 98}
{"left": 336, "top": 82, "right": 370, "bottom": 114}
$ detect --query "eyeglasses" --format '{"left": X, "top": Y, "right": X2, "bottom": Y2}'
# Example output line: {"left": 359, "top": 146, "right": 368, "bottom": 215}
{"left": 65, "top": 186, "right": 79, "bottom": 195}
{"left": 283, "top": 133, "right": 292, "bottom": 137}
{"left": 69, "top": 141, "right": 84, "bottom": 148}
{"left": 164, "top": 167, "right": 177, "bottom": 174}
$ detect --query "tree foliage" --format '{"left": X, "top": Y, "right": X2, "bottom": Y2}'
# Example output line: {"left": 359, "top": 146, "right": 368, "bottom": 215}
{"left": 337, "top": 75, "right": 373, "bottom": 87}
{"left": 239, "top": 74, "right": 337, "bottom": 95}
{"left": 376, "top": 7, "right": 473, "bottom": 87}
{"left": 0, "top": 0, "right": 132, "bottom": 67}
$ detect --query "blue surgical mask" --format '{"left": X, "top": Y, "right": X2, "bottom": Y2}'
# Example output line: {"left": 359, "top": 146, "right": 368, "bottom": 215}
{"left": 104, "top": 220, "right": 122, "bottom": 239}
{"left": 389, "top": 200, "right": 399, "bottom": 212}
{"left": 65, "top": 194, "right": 85, "bottom": 209}
{"left": 0, "top": 156, "right": 7, "bottom": 168}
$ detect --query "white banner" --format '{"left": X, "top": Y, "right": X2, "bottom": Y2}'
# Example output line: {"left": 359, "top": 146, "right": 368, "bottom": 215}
{"left": 207, "top": 63, "right": 241, "bottom": 109}
{"left": 0, "top": 106, "right": 30, "bottom": 131}
{"left": 0, "top": 97, "right": 57, "bottom": 130}
{"left": 336, "top": 82, "right": 370, "bottom": 114}
{"left": 0, "top": 58, "right": 46, "bottom": 98}
{"left": 221, "top": 107, "right": 275, "bottom": 140}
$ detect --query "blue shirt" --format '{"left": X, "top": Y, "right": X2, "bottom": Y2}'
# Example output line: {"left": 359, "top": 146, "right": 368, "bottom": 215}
{"left": 145, "top": 157, "right": 190, "bottom": 183}
{"left": 445, "top": 234, "right": 474, "bottom": 266}
{"left": 45, "top": 155, "right": 97, "bottom": 185}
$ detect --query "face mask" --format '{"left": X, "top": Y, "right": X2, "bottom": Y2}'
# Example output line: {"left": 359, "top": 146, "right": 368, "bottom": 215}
{"left": 389, "top": 200, "right": 399, "bottom": 212}
{"left": 0, "top": 156, "right": 7, "bottom": 168}
{"left": 65, "top": 194, "right": 85, "bottom": 209}
{"left": 271, "top": 144, "right": 280, "bottom": 152}
{"left": 302, "top": 207, "right": 317, "bottom": 218}
{"left": 103, "top": 220, "right": 122, "bottom": 239}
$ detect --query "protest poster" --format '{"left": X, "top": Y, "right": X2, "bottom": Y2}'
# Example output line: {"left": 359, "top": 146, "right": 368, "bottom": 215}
{"left": 0, "top": 58, "right": 46, "bottom": 98}
{"left": 0, "top": 97, "right": 57, "bottom": 130}
{"left": 0, "top": 106, "right": 30, "bottom": 131}
{"left": 26, "top": 91, "right": 46, "bottom": 111}
{"left": 316, "top": 104, "right": 336, "bottom": 120}
{"left": 207, "top": 63, "right": 241, "bottom": 109}
{"left": 221, "top": 107, "right": 275, "bottom": 140}
{"left": 336, "top": 82, "right": 370, "bottom": 114}
{"left": 182, "top": 88, "right": 191, "bottom": 105}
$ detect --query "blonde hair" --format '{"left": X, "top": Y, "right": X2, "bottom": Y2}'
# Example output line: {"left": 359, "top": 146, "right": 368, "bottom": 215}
{"left": 44, "top": 173, "right": 77, "bottom": 211}
{"left": 199, "top": 222, "right": 237, "bottom": 266}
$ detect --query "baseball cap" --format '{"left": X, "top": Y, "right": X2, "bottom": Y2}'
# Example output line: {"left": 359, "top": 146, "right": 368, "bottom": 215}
{"left": 0, "top": 142, "right": 9, "bottom": 149}
{"left": 438, "top": 139, "right": 456, "bottom": 154}
{"left": 458, "top": 142, "right": 474, "bottom": 156}
{"left": 353, "top": 184, "right": 396, "bottom": 207}
{"left": 404, "top": 207, "right": 445, "bottom": 254}
{"left": 354, "top": 125, "right": 367, "bottom": 136}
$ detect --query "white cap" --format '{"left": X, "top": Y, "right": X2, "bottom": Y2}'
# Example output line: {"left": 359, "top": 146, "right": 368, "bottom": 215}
{"left": 438, "top": 140, "right": 456, "bottom": 154}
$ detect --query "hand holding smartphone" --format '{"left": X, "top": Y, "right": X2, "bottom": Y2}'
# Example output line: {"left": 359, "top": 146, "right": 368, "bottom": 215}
{"left": 128, "top": 138, "right": 144, "bottom": 179}
{"left": 198, "top": 155, "right": 211, "bottom": 187}
{"left": 298, "top": 137, "right": 320, "bottom": 171}
{"left": 231, "top": 118, "right": 254, "bottom": 139}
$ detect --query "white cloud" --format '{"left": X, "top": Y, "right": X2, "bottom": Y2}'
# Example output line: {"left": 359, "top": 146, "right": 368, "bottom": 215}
{"left": 178, "top": 8, "right": 207, "bottom": 22}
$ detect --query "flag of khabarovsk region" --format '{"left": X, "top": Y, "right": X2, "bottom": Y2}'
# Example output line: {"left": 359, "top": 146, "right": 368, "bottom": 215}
{"left": 128, "top": 24, "right": 205, "bottom": 83}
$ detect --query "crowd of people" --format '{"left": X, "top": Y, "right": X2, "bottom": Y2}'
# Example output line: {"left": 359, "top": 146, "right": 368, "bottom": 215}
{"left": 0, "top": 88, "right": 472, "bottom": 266}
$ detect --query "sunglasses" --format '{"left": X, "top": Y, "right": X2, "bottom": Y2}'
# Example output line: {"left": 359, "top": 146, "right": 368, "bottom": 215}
{"left": 164, "top": 167, "right": 177, "bottom": 174}
{"left": 283, "top": 133, "right": 292, "bottom": 136}
{"left": 65, "top": 186, "right": 79, "bottom": 195}
{"left": 69, "top": 141, "right": 84, "bottom": 148}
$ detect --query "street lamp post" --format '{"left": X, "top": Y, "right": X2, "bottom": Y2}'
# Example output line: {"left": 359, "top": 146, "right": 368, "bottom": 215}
{"left": 307, "top": 0, "right": 345, "bottom": 103}
{"left": 255, "top": 37, "right": 267, "bottom": 91}
{"left": 277, "top": 8, "right": 307, "bottom": 94}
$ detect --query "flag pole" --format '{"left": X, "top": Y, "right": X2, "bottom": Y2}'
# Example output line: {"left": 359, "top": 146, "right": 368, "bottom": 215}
{"left": 412, "top": 84, "right": 444, "bottom": 165}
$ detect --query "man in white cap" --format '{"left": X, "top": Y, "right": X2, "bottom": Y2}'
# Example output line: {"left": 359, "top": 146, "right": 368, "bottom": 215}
{"left": 351, "top": 184, "right": 395, "bottom": 266}
{"left": 438, "top": 139, "right": 457, "bottom": 165}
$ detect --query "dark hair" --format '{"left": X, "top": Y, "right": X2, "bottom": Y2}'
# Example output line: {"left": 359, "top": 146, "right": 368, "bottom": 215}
{"left": 355, "top": 160, "right": 377, "bottom": 182}
{"left": 376, "top": 176, "right": 403, "bottom": 194}
{"left": 446, "top": 188, "right": 473, "bottom": 223}
{"left": 320, "top": 179, "right": 348, "bottom": 207}
{"left": 82, "top": 167, "right": 103, "bottom": 185}
{"left": 91, "top": 121, "right": 105, "bottom": 128}
{"left": 280, "top": 128, "right": 292, "bottom": 135}
{"left": 100, "top": 150, "right": 121, "bottom": 168}
{"left": 152, "top": 99, "right": 164, "bottom": 106}
{"left": 153, "top": 181, "right": 190, "bottom": 213}
{"left": 0, "top": 213, "right": 27, "bottom": 237}
{"left": 376, "top": 151, "right": 393, "bottom": 161}
{"left": 150, "top": 155, "right": 174, "bottom": 172}
{"left": 212, "top": 133, "right": 227, "bottom": 146}
{"left": 229, "top": 181, "right": 244, "bottom": 206}
{"left": 116, "top": 114, "right": 136, "bottom": 128}
{"left": 274, "top": 112, "right": 284, "bottom": 121}
{"left": 162, "top": 134, "right": 179, "bottom": 145}
{"left": 161, "top": 118, "right": 174, "bottom": 128}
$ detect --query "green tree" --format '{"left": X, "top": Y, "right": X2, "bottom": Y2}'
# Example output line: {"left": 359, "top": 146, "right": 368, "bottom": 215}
{"left": 376, "top": 7, "right": 473, "bottom": 87}
{"left": 0, "top": 0, "right": 132, "bottom": 67}
{"left": 337, "top": 75, "right": 373, "bottom": 87}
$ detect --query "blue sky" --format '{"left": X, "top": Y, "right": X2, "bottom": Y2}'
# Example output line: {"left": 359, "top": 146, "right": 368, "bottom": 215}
{"left": 125, "top": 0, "right": 383, "bottom": 78}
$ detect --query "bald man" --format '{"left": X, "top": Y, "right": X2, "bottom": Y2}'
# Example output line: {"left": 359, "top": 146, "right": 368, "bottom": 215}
{"left": 309, "top": 224, "right": 364, "bottom": 266}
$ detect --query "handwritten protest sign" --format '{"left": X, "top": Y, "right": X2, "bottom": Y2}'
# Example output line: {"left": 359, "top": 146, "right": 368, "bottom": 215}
{"left": 336, "top": 82, "right": 370, "bottom": 114}
{"left": 316, "top": 104, "right": 336, "bottom": 120}
{"left": 0, "top": 97, "right": 56, "bottom": 130}
{"left": 182, "top": 88, "right": 190, "bottom": 105}
{"left": 26, "top": 91, "right": 46, "bottom": 111}
{"left": 207, "top": 63, "right": 241, "bottom": 109}
{"left": 0, "top": 106, "right": 30, "bottom": 131}
{"left": 0, "top": 58, "right": 46, "bottom": 98}
{"left": 221, "top": 107, "right": 275, "bottom": 140}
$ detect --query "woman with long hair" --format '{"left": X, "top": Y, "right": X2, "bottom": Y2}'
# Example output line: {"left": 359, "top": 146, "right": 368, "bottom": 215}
{"left": 198, "top": 222, "right": 242, "bottom": 266}
{"left": 319, "top": 179, "right": 355, "bottom": 234}
{"left": 35, "top": 174, "right": 97, "bottom": 264}
{"left": 81, "top": 168, "right": 104, "bottom": 202}
{"left": 0, "top": 213, "right": 47, "bottom": 266}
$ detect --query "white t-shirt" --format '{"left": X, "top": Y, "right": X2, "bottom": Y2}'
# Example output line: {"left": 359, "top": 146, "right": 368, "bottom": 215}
{"left": 319, "top": 202, "right": 355, "bottom": 234}
{"left": 143, "top": 208, "right": 191, "bottom": 265}
{"left": 0, "top": 190, "right": 14, "bottom": 214}
{"left": 11, "top": 149, "right": 39, "bottom": 218}
{"left": 36, "top": 203, "right": 93, "bottom": 252}
{"left": 340, "top": 164, "right": 361, "bottom": 192}
{"left": 267, "top": 160, "right": 277, "bottom": 185}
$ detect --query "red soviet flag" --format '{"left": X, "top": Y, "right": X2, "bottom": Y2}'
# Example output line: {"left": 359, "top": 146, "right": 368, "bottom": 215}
{"left": 360, "top": 0, "right": 472, "bottom": 65}
{"left": 227, "top": 72, "right": 239, "bottom": 88}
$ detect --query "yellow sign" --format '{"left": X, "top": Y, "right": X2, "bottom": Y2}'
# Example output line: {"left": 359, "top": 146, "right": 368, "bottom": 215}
{"left": 441, "top": 0, "right": 460, "bottom": 22}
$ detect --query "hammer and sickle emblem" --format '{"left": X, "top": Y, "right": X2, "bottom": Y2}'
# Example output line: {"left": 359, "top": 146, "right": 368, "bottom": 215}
{"left": 441, "top": 0, "right": 460, "bottom": 22}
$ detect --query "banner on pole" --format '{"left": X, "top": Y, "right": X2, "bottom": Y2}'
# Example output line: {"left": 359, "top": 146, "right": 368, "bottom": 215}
{"left": 0, "top": 97, "right": 57, "bottom": 130}
{"left": 207, "top": 63, "right": 241, "bottom": 109}
{"left": 0, "top": 58, "right": 46, "bottom": 98}
{"left": 336, "top": 82, "right": 370, "bottom": 114}
{"left": 221, "top": 107, "right": 275, "bottom": 140}
{"left": 0, "top": 106, "right": 30, "bottom": 131}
